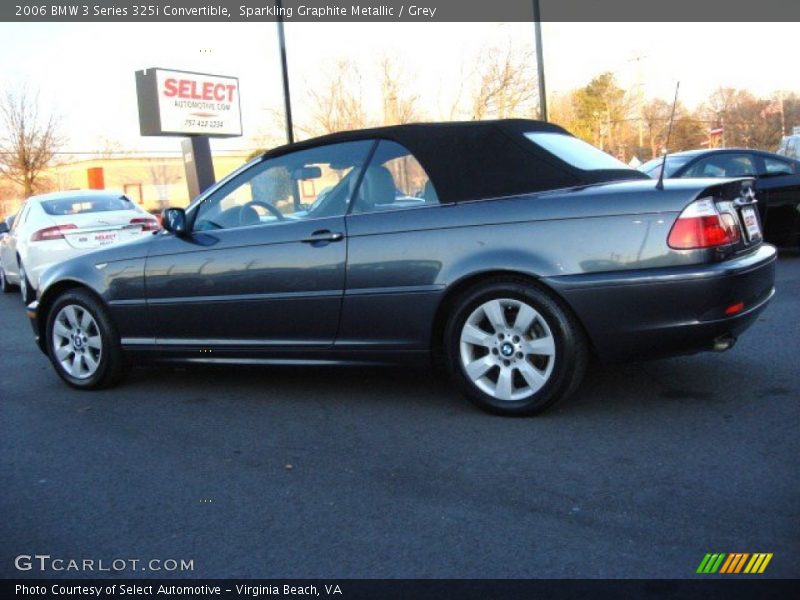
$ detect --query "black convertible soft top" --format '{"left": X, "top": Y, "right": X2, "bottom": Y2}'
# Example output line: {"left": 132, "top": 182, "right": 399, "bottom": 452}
{"left": 263, "top": 119, "right": 646, "bottom": 203}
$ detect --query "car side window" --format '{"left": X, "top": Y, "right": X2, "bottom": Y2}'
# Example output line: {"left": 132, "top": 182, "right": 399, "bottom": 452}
{"left": 785, "top": 138, "right": 798, "bottom": 160}
{"left": 351, "top": 141, "right": 439, "bottom": 214}
{"left": 192, "top": 140, "right": 373, "bottom": 231}
{"left": 684, "top": 154, "right": 757, "bottom": 178}
{"left": 12, "top": 204, "right": 30, "bottom": 232}
{"left": 762, "top": 156, "right": 794, "bottom": 176}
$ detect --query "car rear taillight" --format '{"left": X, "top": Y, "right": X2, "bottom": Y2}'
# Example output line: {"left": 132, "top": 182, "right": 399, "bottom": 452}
{"left": 129, "top": 217, "right": 161, "bottom": 232}
{"left": 667, "top": 198, "right": 739, "bottom": 249}
{"left": 719, "top": 212, "right": 742, "bottom": 244}
{"left": 30, "top": 224, "right": 77, "bottom": 242}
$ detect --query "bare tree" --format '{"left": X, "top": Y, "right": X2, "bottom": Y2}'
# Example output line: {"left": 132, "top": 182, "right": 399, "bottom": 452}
{"left": 252, "top": 107, "right": 290, "bottom": 150}
{"left": 440, "top": 59, "right": 470, "bottom": 121}
{"left": 95, "top": 135, "right": 127, "bottom": 159}
{"left": 147, "top": 160, "right": 183, "bottom": 210}
{"left": 469, "top": 42, "right": 538, "bottom": 120}
{"left": 642, "top": 98, "right": 672, "bottom": 158}
{"left": 300, "top": 59, "right": 368, "bottom": 137}
{"left": 702, "top": 87, "right": 784, "bottom": 149}
{"left": 0, "top": 87, "right": 63, "bottom": 197}
{"left": 379, "top": 56, "right": 420, "bottom": 125}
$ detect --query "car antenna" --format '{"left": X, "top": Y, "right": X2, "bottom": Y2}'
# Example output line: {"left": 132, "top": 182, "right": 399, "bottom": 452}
{"left": 656, "top": 81, "right": 680, "bottom": 191}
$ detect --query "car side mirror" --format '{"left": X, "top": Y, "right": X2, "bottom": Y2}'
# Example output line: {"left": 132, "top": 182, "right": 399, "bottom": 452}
{"left": 0, "top": 222, "right": 8, "bottom": 234}
{"left": 162, "top": 207, "right": 188, "bottom": 236}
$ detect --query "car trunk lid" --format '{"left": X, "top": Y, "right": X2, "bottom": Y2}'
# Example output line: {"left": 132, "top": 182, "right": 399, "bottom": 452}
{"left": 52, "top": 210, "right": 152, "bottom": 249}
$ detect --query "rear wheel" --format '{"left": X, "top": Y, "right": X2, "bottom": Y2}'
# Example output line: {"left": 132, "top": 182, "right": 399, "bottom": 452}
{"left": 444, "top": 278, "right": 588, "bottom": 416}
{"left": 19, "top": 262, "right": 34, "bottom": 304}
{"left": 45, "top": 289, "right": 127, "bottom": 389}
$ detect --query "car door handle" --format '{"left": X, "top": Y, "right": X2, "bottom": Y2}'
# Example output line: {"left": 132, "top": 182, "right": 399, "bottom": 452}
{"left": 302, "top": 230, "right": 344, "bottom": 243}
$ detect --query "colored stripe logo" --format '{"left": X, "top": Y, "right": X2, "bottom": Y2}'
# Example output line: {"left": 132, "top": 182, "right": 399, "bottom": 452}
{"left": 697, "top": 553, "right": 773, "bottom": 574}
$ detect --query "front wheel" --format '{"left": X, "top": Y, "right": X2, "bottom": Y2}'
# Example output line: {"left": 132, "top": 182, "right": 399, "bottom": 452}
{"left": 444, "top": 278, "right": 588, "bottom": 416}
{"left": 45, "top": 289, "right": 127, "bottom": 389}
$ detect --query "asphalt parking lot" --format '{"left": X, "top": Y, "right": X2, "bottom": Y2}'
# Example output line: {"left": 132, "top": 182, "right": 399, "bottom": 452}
{"left": 1, "top": 254, "right": 798, "bottom": 579}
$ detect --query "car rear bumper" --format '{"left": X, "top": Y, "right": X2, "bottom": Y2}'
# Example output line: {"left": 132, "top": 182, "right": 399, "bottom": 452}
{"left": 545, "top": 244, "right": 777, "bottom": 362}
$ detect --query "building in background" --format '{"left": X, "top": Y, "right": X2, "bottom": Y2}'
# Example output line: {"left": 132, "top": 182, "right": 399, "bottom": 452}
{"left": 0, "top": 153, "right": 251, "bottom": 218}
{"left": 49, "top": 154, "right": 251, "bottom": 212}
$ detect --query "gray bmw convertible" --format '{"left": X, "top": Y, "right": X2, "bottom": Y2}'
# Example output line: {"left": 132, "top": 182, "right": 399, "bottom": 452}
{"left": 27, "top": 120, "right": 776, "bottom": 416}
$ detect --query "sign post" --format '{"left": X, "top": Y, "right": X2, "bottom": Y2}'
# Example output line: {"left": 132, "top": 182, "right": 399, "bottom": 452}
{"left": 135, "top": 67, "right": 243, "bottom": 200}
{"left": 181, "top": 137, "right": 215, "bottom": 200}
{"left": 532, "top": 0, "right": 547, "bottom": 122}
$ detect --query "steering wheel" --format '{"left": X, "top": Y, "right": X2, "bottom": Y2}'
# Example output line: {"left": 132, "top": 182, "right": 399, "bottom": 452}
{"left": 244, "top": 200, "right": 285, "bottom": 221}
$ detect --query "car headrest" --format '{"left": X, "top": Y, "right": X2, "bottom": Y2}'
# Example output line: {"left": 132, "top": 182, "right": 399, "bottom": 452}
{"left": 422, "top": 180, "right": 439, "bottom": 204}
{"left": 353, "top": 166, "right": 396, "bottom": 212}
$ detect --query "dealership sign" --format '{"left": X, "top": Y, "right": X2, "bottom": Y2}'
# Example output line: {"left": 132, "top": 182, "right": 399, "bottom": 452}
{"left": 135, "top": 68, "right": 242, "bottom": 137}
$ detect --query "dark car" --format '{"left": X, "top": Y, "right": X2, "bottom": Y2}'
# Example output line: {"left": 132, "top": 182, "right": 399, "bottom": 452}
{"left": 28, "top": 120, "right": 776, "bottom": 416}
{"left": 639, "top": 148, "right": 800, "bottom": 248}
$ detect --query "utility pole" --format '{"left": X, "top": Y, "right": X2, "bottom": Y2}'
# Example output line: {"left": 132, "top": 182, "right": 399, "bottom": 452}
{"left": 532, "top": 0, "right": 547, "bottom": 121}
{"left": 629, "top": 53, "right": 647, "bottom": 151}
{"left": 276, "top": 0, "right": 294, "bottom": 144}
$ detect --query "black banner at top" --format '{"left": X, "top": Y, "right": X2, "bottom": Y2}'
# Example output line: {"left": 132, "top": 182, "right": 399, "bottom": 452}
{"left": 3, "top": 0, "right": 800, "bottom": 22}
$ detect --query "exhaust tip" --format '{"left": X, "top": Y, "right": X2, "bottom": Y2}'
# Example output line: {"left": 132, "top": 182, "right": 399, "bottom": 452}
{"left": 712, "top": 334, "right": 736, "bottom": 352}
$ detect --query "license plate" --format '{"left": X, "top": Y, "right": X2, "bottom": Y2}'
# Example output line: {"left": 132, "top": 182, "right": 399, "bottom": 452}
{"left": 740, "top": 207, "right": 762, "bottom": 242}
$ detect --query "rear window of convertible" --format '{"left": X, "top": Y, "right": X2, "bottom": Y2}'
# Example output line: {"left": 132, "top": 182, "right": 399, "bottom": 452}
{"left": 524, "top": 132, "right": 632, "bottom": 171}
{"left": 41, "top": 195, "right": 136, "bottom": 216}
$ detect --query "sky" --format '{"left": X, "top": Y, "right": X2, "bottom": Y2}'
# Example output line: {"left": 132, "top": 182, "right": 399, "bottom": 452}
{"left": 0, "top": 21, "right": 795, "bottom": 155}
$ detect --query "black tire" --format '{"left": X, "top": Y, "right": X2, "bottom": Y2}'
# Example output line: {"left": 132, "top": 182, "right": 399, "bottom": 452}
{"left": 444, "top": 277, "right": 588, "bottom": 416}
{"left": 19, "top": 261, "right": 34, "bottom": 304}
{"left": 45, "top": 288, "right": 127, "bottom": 390}
{"left": 0, "top": 265, "right": 16, "bottom": 293}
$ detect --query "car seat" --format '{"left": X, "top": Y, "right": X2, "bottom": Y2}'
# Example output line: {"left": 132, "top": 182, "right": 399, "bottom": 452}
{"left": 422, "top": 180, "right": 440, "bottom": 204}
{"left": 351, "top": 166, "right": 396, "bottom": 212}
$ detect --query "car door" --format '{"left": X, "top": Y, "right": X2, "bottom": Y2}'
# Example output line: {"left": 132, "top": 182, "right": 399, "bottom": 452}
{"left": 339, "top": 140, "right": 448, "bottom": 350}
{"left": 753, "top": 153, "right": 800, "bottom": 246}
{"left": 2, "top": 203, "right": 30, "bottom": 281}
{"left": 0, "top": 216, "right": 14, "bottom": 277}
{"left": 682, "top": 152, "right": 758, "bottom": 179}
{"left": 144, "top": 140, "right": 374, "bottom": 349}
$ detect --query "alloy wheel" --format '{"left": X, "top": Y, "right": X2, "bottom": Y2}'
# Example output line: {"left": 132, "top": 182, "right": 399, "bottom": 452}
{"left": 459, "top": 298, "right": 556, "bottom": 402}
{"left": 51, "top": 304, "right": 103, "bottom": 379}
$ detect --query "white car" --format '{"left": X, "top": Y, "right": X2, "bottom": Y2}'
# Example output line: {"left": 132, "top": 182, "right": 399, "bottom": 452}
{"left": 0, "top": 190, "right": 160, "bottom": 303}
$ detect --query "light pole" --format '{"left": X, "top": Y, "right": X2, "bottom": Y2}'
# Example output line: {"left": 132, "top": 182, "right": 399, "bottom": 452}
{"left": 532, "top": 0, "right": 547, "bottom": 121}
{"left": 276, "top": 0, "right": 294, "bottom": 144}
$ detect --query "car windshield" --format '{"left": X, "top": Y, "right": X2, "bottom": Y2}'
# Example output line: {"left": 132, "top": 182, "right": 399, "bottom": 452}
{"left": 638, "top": 156, "right": 692, "bottom": 178}
{"left": 524, "top": 132, "right": 632, "bottom": 171}
{"left": 41, "top": 195, "right": 136, "bottom": 216}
